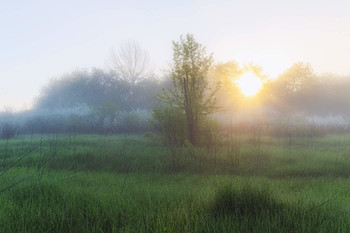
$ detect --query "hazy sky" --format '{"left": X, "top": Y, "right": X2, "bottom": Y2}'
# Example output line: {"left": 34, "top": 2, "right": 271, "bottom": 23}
{"left": 1, "top": 0, "right": 350, "bottom": 110}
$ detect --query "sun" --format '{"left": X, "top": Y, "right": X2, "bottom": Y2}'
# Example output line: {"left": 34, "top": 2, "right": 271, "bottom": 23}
{"left": 236, "top": 72, "right": 263, "bottom": 97}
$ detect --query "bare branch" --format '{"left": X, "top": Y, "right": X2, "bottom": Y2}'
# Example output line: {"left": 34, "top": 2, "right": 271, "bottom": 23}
{"left": 108, "top": 41, "right": 150, "bottom": 85}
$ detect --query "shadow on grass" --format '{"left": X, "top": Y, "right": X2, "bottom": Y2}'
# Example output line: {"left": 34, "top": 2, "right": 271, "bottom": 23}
{"left": 206, "top": 184, "right": 348, "bottom": 233}
{"left": 211, "top": 184, "right": 283, "bottom": 217}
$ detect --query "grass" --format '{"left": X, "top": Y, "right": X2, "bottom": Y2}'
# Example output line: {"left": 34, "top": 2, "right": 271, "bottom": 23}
{"left": 0, "top": 133, "right": 350, "bottom": 232}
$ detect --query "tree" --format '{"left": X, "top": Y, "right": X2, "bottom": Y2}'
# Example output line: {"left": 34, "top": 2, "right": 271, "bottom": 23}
{"left": 155, "top": 34, "right": 219, "bottom": 145}
{"left": 108, "top": 40, "right": 150, "bottom": 86}
{"left": 275, "top": 62, "right": 315, "bottom": 96}
{"left": 269, "top": 62, "right": 317, "bottom": 113}
{"left": 35, "top": 68, "right": 160, "bottom": 112}
{"left": 211, "top": 61, "right": 269, "bottom": 112}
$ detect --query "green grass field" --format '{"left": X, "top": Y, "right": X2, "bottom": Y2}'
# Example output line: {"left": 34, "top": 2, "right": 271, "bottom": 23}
{"left": 0, "top": 133, "right": 349, "bottom": 232}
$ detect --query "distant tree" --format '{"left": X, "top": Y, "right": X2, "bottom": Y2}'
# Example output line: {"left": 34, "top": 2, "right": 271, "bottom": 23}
{"left": 155, "top": 34, "right": 219, "bottom": 145}
{"left": 0, "top": 121, "right": 18, "bottom": 140}
{"left": 131, "top": 78, "right": 162, "bottom": 110}
{"left": 275, "top": 62, "right": 315, "bottom": 96}
{"left": 108, "top": 40, "right": 150, "bottom": 86}
{"left": 268, "top": 62, "right": 317, "bottom": 113}
{"left": 36, "top": 69, "right": 115, "bottom": 109}
{"left": 210, "top": 61, "right": 269, "bottom": 113}
{"left": 316, "top": 74, "right": 350, "bottom": 115}
{"left": 35, "top": 67, "right": 162, "bottom": 113}
{"left": 209, "top": 61, "right": 241, "bottom": 111}
{"left": 91, "top": 102, "right": 119, "bottom": 133}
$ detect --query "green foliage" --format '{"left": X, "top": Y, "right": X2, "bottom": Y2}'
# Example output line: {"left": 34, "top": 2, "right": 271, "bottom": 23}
{"left": 199, "top": 118, "right": 221, "bottom": 148}
{"left": 91, "top": 102, "right": 119, "bottom": 132}
{"left": 35, "top": 68, "right": 161, "bottom": 112}
{"left": 152, "top": 104, "right": 187, "bottom": 146}
{"left": 276, "top": 62, "right": 315, "bottom": 96}
{"left": 155, "top": 34, "right": 220, "bottom": 145}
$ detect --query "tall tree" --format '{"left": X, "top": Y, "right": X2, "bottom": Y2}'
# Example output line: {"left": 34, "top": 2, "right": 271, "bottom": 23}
{"left": 108, "top": 40, "right": 150, "bottom": 86}
{"left": 269, "top": 62, "right": 316, "bottom": 113}
{"left": 156, "top": 34, "right": 219, "bottom": 145}
{"left": 275, "top": 62, "right": 315, "bottom": 96}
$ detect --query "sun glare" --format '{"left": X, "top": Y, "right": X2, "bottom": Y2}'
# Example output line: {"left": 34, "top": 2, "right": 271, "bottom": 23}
{"left": 237, "top": 73, "right": 263, "bottom": 97}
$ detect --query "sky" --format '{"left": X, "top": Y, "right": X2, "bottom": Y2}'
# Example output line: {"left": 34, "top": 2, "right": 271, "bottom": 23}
{"left": 1, "top": 0, "right": 350, "bottom": 111}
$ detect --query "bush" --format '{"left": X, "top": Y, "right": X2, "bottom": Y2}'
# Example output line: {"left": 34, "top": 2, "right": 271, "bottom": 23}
{"left": 152, "top": 105, "right": 187, "bottom": 146}
{"left": 0, "top": 122, "right": 18, "bottom": 140}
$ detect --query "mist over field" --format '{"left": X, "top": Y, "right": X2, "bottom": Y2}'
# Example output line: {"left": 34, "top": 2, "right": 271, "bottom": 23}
{"left": 2, "top": 59, "right": 350, "bottom": 136}
{"left": 1, "top": 1, "right": 350, "bottom": 232}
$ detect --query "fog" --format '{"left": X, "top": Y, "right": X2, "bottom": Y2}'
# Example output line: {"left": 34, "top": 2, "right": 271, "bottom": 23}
{"left": 2, "top": 0, "right": 350, "bottom": 111}
{"left": 2, "top": 2, "right": 350, "bottom": 231}
{"left": 1, "top": 56, "right": 350, "bottom": 138}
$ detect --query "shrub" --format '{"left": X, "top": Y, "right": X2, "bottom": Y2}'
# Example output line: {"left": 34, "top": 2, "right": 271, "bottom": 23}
{"left": 152, "top": 105, "right": 187, "bottom": 146}
{"left": 0, "top": 122, "right": 18, "bottom": 140}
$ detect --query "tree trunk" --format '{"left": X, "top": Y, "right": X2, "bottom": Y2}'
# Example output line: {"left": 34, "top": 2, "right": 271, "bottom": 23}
{"left": 184, "top": 77, "right": 196, "bottom": 145}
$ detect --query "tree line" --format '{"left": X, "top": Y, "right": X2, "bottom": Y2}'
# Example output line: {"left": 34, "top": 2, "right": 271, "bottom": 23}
{"left": 1, "top": 35, "right": 350, "bottom": 140}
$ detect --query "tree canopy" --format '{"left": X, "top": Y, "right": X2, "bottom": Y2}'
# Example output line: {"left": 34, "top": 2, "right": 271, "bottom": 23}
{"left": 155, "top": 34, "right": 220, "bottom": 145}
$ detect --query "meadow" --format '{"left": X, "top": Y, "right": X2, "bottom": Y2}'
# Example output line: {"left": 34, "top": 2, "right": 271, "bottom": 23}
{"left": 0, "top": 133, "right": 349, "bottom": 232}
